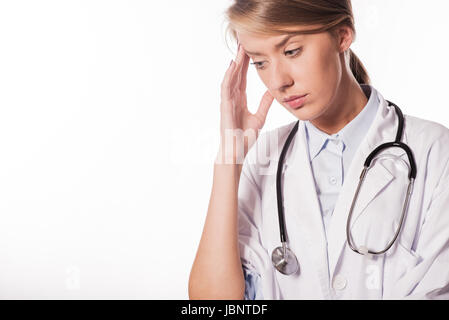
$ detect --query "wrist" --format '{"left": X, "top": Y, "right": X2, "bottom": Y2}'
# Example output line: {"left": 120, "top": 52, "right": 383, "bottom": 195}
{"left": 215, "top": 143, "right": 246, "bottom": 165}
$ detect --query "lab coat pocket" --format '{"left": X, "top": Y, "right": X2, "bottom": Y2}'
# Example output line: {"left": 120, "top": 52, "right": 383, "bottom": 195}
{"left": 389, "top": 242, "right": 421, "bottom": 282}
{"left": 382, "top": 241, "right": 422, "bottom": 298}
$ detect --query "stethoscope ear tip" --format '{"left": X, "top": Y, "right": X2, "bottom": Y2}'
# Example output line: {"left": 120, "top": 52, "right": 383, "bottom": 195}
{"left": 358, "top": 245, "right": 369, "bottom": 255}
{"left": 357, "top": 245, "right": 377, "bottom": 260}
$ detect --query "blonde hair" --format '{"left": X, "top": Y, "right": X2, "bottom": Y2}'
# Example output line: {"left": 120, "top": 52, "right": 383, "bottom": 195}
{"left": 224, "top": 0, "right": 370, "bottom": 85}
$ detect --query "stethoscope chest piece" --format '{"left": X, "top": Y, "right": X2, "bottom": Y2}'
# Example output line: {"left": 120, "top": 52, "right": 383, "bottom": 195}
{"left": 271, "top": 242, "right": 299, "bottom": 275}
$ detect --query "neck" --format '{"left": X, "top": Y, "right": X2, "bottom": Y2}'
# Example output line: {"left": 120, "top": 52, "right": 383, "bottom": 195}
{"left": 311, "top": 75, "right": 368, "bottom": 135}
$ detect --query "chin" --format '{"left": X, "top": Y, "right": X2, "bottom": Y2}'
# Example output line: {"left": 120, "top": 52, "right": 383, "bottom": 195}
{"left": 288, "top": 108, "right": 309, "bottom": 122}
{"left": 287, "top": 104, "right": 316, "bottom": 122}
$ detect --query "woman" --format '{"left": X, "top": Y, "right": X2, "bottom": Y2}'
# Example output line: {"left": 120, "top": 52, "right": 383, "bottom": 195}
{"left": 189, "top": 0, "right": 449, "bottom": 299}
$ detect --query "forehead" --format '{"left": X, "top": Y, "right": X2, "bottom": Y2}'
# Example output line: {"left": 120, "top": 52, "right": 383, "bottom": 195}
{"left": 238, "top": 32, "right": 301, "bottom": 55}
{"left": 237, "top": 26, "right": 328, "bottom": 56}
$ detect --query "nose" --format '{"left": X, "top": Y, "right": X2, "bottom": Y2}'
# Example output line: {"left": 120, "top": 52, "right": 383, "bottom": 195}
{"left": 268, "top": 62, "right": 294, "bottom": 93}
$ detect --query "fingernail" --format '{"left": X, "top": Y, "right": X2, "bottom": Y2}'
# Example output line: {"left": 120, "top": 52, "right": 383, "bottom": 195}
{"left": 229, "top": 59, "right": 233, "bottom": 67}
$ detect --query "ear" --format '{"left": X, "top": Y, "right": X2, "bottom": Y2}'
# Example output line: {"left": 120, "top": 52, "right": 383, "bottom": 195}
{"left": 334, "top": 25, "right": 354, "bottom": 53}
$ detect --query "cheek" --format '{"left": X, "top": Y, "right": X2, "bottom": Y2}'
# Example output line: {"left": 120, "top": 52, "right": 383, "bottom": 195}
{"left": 307, "top": 48, "right": 341, "bottom": 102}
{"left": 312, "top": 49, "right": 340, "bottom": 85}
{"left": 290, "top": 48, "right": 340, "bottom": 91}
{"left": 287, "top": 48, "right": 342, "bottom": 119}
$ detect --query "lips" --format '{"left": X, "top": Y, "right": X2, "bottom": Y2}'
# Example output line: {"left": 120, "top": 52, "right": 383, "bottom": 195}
{"left": 283, "top": 94, "right": 307, "bottom": 103}
{"left": 284, "top": 94, "right": 308, "bottom": 109}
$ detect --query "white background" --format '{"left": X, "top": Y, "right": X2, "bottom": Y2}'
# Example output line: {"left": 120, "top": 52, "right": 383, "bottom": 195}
{"left": 0, "top": 0, "right": 448, "bottom": 299}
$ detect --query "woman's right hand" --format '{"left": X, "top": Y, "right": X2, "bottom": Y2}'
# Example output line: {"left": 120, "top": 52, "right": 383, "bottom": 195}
{"left": 217, "top": 43, "right": 275, "bottom": 164}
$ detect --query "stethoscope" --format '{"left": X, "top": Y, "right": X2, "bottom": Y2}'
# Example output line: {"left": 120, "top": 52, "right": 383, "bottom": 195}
{"left": 271, "top": 101, "right": 417, "bottom": 275}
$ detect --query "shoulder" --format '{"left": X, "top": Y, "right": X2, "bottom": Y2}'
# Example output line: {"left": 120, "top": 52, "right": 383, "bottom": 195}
{"left": 405, "top": 114, "right": 449, "bottom": 142}
{"left": 404, "top": 114, "right": 449, "bottom": 159}
{"left": 245, "top": 120, "right": 299, "bottom": 167}
{"left": 242, "top": 120, "right": 299, "bottom": 184}
{"left": 404, "top": 114, "right": 449, "bottom": 186}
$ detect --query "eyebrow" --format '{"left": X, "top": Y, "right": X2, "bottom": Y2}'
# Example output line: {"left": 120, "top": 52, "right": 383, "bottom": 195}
{"left": 243, "top": 34, "right": 300, "bottom": 56}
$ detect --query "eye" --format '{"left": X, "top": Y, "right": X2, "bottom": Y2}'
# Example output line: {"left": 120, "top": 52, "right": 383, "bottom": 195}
{"left": 250, "top": 47, "right": 303, "bottom": 70}
{"left": 285, "top": 47, "right": 302, "bottom": 57}
{"left": 250, "top": 61, "right": 265, "bottom": 70}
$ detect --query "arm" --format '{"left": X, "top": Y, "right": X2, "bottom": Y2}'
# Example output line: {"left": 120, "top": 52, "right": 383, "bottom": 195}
{"left": 189, "top": 42, "right": 273, "bottom": 299}
{"left": 188, "top": 159, "right": 246, "bottom": 299}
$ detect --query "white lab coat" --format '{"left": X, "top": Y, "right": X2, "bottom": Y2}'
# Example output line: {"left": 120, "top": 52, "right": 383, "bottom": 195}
{"left": 238, "top": 90, "right": 449, "bottom": 299}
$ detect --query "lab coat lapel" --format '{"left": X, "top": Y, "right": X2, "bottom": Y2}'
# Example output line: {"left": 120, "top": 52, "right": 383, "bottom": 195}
{"left": 327, "top": 93, "right": 408, "bottom": 277}
{"left": 282, "top": 121, "right": 331, "bottom": 293}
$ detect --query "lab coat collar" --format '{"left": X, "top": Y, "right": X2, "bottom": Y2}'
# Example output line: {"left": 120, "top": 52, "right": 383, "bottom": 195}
{"left": 279, "top": 86, "right": 408, "bottom": 293}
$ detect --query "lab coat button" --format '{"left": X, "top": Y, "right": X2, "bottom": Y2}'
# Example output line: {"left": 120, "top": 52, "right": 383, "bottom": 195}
{"left": 332, "top": 274, "right": 347, "bottom": 290}
{"left": 329, "top": 176, "right": 337, "bottom": 185}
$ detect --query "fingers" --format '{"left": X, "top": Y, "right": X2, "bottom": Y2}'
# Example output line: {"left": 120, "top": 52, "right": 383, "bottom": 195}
{"left": 220, "top": 59, "right": 236, "bottom": 102}
{"left": 254, "top": 90, "right": 274, "bottom": 123}
{"left": 230, "top": 43, "right": 249, "bottom": 91}
{"left": 221, "top": 43, "right": 249, "bottom": 102}
{"left": 239, "top": 46, "right": 250, "bottom": 92}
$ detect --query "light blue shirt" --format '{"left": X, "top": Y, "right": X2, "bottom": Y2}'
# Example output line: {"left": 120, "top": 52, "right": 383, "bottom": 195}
{"left": 242, "top": 84, "right": 380, "bottom": 299}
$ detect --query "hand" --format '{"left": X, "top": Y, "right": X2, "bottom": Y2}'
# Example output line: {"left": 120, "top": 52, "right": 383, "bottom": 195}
{"left": 217, "top": 43, "right": 275, "bottom": 164}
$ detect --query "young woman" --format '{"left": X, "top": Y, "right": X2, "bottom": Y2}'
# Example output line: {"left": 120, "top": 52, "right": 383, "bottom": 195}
{"left": 189, "top": 0, "right": 449, "bottom": 299}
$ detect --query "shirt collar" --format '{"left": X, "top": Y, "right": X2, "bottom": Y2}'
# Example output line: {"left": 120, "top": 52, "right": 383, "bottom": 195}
{"left": 304, "top": 84, "right": 380, "bottom": 160}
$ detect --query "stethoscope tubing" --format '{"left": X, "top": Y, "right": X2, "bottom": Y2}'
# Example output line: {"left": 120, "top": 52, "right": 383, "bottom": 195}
{"left": 274, "top": 100, "right": 418, "bottom": 271}
{"left": 275, "top": 120, "right": 299, "bottom": 244}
